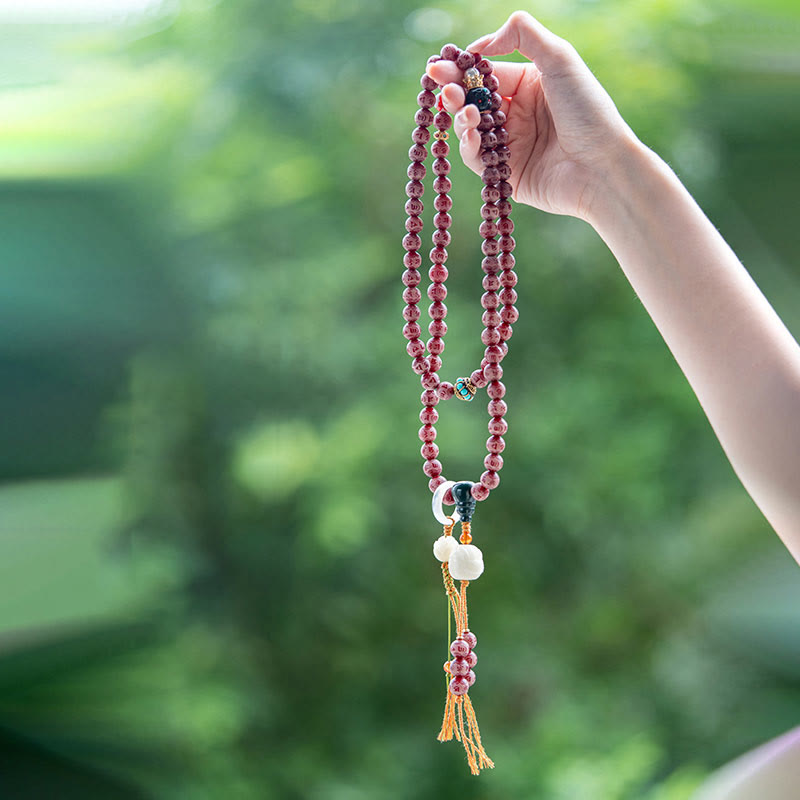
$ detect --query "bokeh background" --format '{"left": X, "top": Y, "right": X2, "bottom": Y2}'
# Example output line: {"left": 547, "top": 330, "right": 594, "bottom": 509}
{"left": 1, "top": 0, "right": 800, "bottom": 797}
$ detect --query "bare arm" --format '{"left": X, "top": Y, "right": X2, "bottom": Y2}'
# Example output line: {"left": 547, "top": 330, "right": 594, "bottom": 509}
{"left": 427, "top": 11, "right": 800, "bottom": 558}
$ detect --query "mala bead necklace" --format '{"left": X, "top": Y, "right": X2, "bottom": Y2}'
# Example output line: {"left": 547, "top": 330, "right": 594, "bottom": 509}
{"left": 402, "top": 41, "right": 517, "bottom": 775}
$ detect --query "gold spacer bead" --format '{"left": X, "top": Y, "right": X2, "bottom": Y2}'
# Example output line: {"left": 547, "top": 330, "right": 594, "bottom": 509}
{"left": 433, "top": 130, "right": 449, "bottom": 141}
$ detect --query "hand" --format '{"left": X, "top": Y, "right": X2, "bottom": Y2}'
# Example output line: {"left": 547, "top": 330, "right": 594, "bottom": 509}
{"left": 426, "top": 11, "right": 641, "bottom": 222}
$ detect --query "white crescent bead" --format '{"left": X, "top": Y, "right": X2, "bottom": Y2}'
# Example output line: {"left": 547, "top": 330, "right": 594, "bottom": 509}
{"left": 432, "top": 480, "right": 461, "bottom": 525}
{"left": 433, "top": 535, "right": 459, "bottom": 562}
{"left": 448, "top": 544, "right": 484, "bottom": 581}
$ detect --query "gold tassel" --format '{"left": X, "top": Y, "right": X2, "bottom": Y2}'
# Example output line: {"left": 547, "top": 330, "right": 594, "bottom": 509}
{"left": 436, "top": 519, "right": 494, "bottom": 773}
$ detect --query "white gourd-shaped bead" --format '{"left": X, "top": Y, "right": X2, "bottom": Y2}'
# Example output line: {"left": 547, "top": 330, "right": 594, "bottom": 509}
{"left": 433, "top": 535, "right": 459, "bottom": 562}
{"left": 448, "top": 544, "right": 484, "bottom": 580}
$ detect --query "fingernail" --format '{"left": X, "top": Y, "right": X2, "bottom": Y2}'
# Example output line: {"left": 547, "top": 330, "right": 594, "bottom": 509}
{"left": 466, "top": 33, "right": 494, "bottom": 52}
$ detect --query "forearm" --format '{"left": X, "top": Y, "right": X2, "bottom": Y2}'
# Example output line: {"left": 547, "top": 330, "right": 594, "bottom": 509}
{"left": 587, "top": 138, "right": 800, "bottom": 557}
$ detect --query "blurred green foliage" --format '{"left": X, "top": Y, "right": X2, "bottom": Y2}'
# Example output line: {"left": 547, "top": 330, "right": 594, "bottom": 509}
{"left": 1, "top": 0, "right": 800, "bottom": 797}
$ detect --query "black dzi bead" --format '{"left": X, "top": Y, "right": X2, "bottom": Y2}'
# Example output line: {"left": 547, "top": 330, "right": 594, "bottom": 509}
{"left": 452, "top": 481, "right": 477, "bottom": 522}
{"left": 465, "top": 87, "right": 492, "bottom": 112}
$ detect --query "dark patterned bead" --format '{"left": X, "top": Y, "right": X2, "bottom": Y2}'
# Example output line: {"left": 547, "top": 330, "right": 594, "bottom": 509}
{"left": 465, "top": 86, "right": 492, "bottom": 111}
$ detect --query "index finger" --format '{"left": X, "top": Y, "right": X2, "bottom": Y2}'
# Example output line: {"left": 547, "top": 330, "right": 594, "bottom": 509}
{"left": 426, "top": 58, "right": 530, "bottom": 98}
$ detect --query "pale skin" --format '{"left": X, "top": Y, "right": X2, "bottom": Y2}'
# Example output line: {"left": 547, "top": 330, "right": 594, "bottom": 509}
{"left": 427, "top": 11, "right": 800, "bottom": 796}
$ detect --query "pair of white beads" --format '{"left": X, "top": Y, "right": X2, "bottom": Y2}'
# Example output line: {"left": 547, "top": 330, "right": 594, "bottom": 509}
{"left": 433, "top": 535, "right": 484, "bottom": 580}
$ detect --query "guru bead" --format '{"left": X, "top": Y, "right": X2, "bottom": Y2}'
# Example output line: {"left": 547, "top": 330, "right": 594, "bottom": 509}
{"left": 465, "top": 86, "right": 493, "bottom": 112}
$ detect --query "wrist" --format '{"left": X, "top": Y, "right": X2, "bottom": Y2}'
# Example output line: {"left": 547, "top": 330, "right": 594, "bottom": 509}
{"left": 581, "top": 134, "right": 671, "bottom": 232}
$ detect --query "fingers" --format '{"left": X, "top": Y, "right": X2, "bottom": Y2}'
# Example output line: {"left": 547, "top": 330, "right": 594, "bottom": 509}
{"left": 466, "top": 10, "right": 575, "bottom": 74}
{"left": 427, "top": 58, "right": 529, "bottom": 98}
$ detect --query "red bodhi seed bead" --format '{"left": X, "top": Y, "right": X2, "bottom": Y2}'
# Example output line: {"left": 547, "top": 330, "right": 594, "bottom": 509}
{"left": 470, "top": 368, "right": 488, "bottom": 389}
{"left": 429, "top": 476, "right": 446, "bottom": 493}
{"left": 450, "top": 638, "right": 470, "bottom": 658}
{"left": 432, "top": 229, "right": 451, "bottom": 247}
{"left": 428, "top": 283, "right": 447, "bottom": 302}
{"left": 450, "top": 657, "right": 470, "bottom": 676}
{"left": 481, "top": 470, "right": 500, "bottom": 489}
{"left": 487, "top": 380, "right": 506, "bottom": 399}
{"left": 434, "top": 194, "right": 452, "bottom": 212}
{"left": 420, "top": 406, "right": 438, "bottom": 425}
{"left": 443, "top": 488, "right": 455, "bottom": 505}
{"left": 407, "top": 338, "right": 425, "bottom": 358}
{"left": 429, "top": 263, "right": 448, "bottom": 282}
{"left": 485, "top": 453, "right": 503, "bottom": 471}
{"left": 472, "top": 483, "right": 490, "bottom": 501}
{"left": 419, "top": 425, "right": 437, "bottom": 442}
{"left": 481, "top": 292, "right": 500, "bottom": 310}
{"left": 449, "top": 676, "right": 469, "bottom": 696}
{"left": 488, "top": 416, "right": 508, "bottom": 435}
{"left": 484, "top": 345, "right": 503, "bottom": 363}
{"left": 440, "top": 43, "right": 460, "bottom": 60}
{"left": 467, "top": 651, "right": 478, "bottom": 668}
{"left": 482, "top": 309, "right": 501, "bottom": 327}
{"left": 421, "top": 442, "right": 439, "bottom": 459}
{"left": 488, "top": 400, "right": 507, "bottom": 417}
{"left": 402, "top": 269, "right": 421, "bottom": 287}
{"left": 486, "top": 435, "right": 506, "bottom": 453}
{"left": 428, "top": 355, "right": 442, "bottom": 373}
{"left": 498, "top": 322, "right": 514, "bottom": 341}
{"left": 411, "top": 355, "right": 427, "bottom": 374}
{"left": 403, "top": 322, "right": 421, "bottom": 340}
{"left": 428, "top": 301, "right": 447, "bottom": 320}
{"left": 500, "top": 270, "right": 518, "bottom": 288}
{"left": 423, "top": 459, "right": 443, "bottom": 478}
{"left": 428, "top": 336, "right": 444, "bottom": 355}
{"left": 466, "top": 670, "right": 476, "bottom": 686}
{"left": 403, "top": 305, "right": 420, "bottom": 322}
{"left": 438, "top": 381, "right": 455, "bottom": 399}
{"left": 404, "top": 251, "right": 422, "bottom": 269}
{"left": 421, "top": 389, "right": 440, "bottom": 407}
{"left": 463, "top": 631, "right": 477, "bottom": 649}
{"left": 483, "top": 273, "right": 500, "bottom": 291}
{"left": 481, "top": 327, "right": 500, "bottom": 346}
{"left": 484, "top": 363, "right": 502, "bottom": 381}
